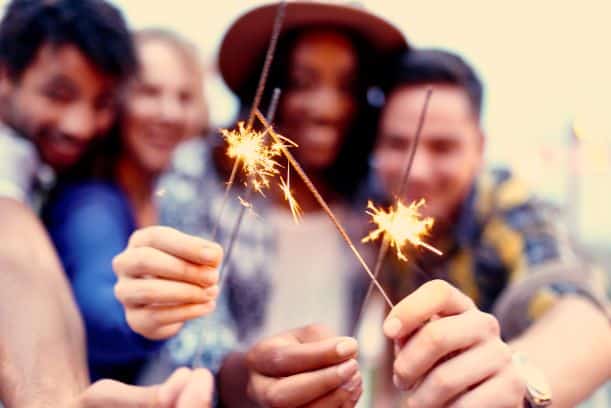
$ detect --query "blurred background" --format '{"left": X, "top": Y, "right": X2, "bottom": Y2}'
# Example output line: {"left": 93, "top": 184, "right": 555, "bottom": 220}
{"left": 101, "top": 0, "right": 611, "bottom": 276}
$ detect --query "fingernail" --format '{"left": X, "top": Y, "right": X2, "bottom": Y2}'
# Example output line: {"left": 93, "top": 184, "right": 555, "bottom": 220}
{"left": 336, "top": 338, "right": 357, "bottom": 357}
{"left": 341, "top": 373, "right": 362, "bottom": 392}
{"left": 384, "top": 317, "right": 403, "bottom": 338}
{"left": 203, "top": 285, "right": 219, "bottom": 300}
{"left": 202, "top": 246, "right": 220, "bottom": 263}
{"left": 350, "top": 386, "right": 363, "bottom": 402}
{"left": 337, "top": 359, "right": 358, "bottom": 379}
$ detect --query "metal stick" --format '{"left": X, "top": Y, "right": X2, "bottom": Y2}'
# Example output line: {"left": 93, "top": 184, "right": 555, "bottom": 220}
{"left": 210, "top": 1, "right": 287, "bottom": 240}
{"left": 353, "top": 87, "right": 433, "bottom": 332}
{"left": 255, "top": 109, "right": 394, "bottom": 308}
{"left": 192, "top": 90, "right": 282, "bottom": 368}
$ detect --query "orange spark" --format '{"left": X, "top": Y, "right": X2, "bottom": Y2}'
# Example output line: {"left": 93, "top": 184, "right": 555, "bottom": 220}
{"left": 221, "top": 122, "right": 296, "bottom": 194}
{"left": 363, "top": 199, "right": 442, "bottom": 262}
{"left": 279, "top": 165, "right": 302, "bottom": 223}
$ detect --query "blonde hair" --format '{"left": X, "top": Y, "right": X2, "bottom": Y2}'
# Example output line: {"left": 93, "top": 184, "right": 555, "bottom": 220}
{"left": 133, "top": 28, "right": 208, "bottom": 134}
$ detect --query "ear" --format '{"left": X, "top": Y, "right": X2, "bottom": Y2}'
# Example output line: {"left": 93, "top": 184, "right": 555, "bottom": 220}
{"left": 0, "top": 64, "right": 14, "bottom": 99}
{"left": 475, "top": 126, "right": 486, "bottom": 172}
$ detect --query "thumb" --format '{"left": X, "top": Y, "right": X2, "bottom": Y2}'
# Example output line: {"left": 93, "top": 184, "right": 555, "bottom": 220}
{"left": 76, "top": 379, "right": 160, "bottom": 408}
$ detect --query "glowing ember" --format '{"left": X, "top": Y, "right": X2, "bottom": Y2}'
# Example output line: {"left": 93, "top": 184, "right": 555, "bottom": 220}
{"left": 221, "top": 122, "right": 296, "bottom": 194}
{"left": 363, "top": 199, "right": 442, "bottom": 262}
{"left": 279, "top": 166, "right": 302, "bottom": 223}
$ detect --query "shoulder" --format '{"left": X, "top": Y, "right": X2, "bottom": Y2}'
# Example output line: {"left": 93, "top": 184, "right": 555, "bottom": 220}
{"left": 169, "top": 137, "right": 210, "bottom": 178}
{"left": 0, "top": 124, "right": 39, "bottom": 202}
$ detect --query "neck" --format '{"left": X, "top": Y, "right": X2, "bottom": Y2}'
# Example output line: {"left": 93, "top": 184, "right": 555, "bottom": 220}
{"left": 116, "top": 155, "right": 157, "bottom": 227}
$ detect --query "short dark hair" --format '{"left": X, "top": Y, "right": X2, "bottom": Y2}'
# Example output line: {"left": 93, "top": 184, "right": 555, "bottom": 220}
{"left": 384, "top": 48, "right": 483, "bottom": 119}
{"left": 0, "top": 0, "right": 137, "bottom": 82}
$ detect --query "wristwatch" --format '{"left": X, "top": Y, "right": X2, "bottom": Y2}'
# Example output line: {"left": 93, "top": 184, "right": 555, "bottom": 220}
{"left": 512, "top": 352, "right": 552, "bottom": 407}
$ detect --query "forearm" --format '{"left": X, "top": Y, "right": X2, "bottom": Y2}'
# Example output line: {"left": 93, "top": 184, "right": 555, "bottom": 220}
{"left": 509, "top": 296, "right": 611, "bottom": 407}
{"left": 218, "top": 351, "right": 258, "bottom": 408}
{"left": 0, "top": 200, "right": 88, "bottom": 407}
{"left": 0, "top": 257, "right": 88, "bottom": 407}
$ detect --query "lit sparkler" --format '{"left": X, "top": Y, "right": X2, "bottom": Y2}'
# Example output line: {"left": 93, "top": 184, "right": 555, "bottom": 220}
{"left": 353, "top": 88, "right": 434, "bottom": 336}
{"left": 221, "top": 122, "right": 296, "bottom": 195}
{"left": 363, "top": 199, "right": 442, "bottom": 261}
{"left": 210, "top": 0, "right": 287, "bottom": 239}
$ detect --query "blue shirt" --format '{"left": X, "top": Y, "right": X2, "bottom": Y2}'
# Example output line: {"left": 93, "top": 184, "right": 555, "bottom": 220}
{"left": 44, "top": 182, "right": 164, "bottom": 383}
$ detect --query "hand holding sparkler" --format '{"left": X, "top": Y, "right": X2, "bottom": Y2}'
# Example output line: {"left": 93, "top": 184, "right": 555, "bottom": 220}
{"left": 113, "top": 226, "right": 222, "bottom": 340}
{"left": 384, "top": 280, "right": 523, "bottom": 408}
{"left": 244, "top": 324, "right": 363, "bottom": 407}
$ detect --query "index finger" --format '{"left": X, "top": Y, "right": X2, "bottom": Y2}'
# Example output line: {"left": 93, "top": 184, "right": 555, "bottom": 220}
{"left": 248, "top": 336, "right": 358, "bottom": 377}
{"left": 128, "top": 226, "right": 222, "bottom": 266}
{"left": 383, "top": 279, "right": 475, "bottom": 340}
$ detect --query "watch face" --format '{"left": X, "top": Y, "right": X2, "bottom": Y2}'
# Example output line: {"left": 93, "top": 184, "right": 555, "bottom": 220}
{"left": 512, "top": 352, "right": 553, "bottom": 407}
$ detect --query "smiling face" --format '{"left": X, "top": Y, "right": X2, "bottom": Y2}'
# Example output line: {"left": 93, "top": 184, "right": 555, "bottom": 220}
{"left": 120, "top": 38, "right": 202, "bottom": 175}
{"left": 0, "top": 44, "right": 118, "bottom": 171}
{"left": 276, "top": 30, "right": 359, "bottom": 173}
{"left": 374, "top": 84, "right": 484, "bottom": 224}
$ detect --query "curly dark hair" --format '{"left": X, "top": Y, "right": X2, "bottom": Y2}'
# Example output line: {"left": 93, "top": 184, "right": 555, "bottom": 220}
{"left": 0, "top": 0, "right": 136, "bottom": 82}
{"left": 235, "top": 26, "right": 388, "bottom": 200}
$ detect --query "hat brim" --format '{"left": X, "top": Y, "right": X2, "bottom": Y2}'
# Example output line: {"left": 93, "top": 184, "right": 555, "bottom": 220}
{"left": 219, "top": 1, "right": 407, "bottom": 96}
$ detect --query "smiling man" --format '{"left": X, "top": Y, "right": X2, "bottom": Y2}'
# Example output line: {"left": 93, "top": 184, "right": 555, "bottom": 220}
{"left": 372, "top": 49, "right": 610, "bottom": 408}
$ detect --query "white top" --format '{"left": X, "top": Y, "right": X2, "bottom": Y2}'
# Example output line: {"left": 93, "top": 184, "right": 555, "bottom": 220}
{"left": 257, "top": 205, "right": 353, "bottom": 338}
{"left": 0, "top": 123, "right": 52, "bottom": 207}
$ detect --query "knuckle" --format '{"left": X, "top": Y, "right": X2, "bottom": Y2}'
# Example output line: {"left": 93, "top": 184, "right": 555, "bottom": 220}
{"left": 303, "top": 323, "right": 333, "bottom": 339}
{"left": 128, "top": 228, "right": 147, "bottom": 247}
{"left": 111, "top": 253, "right": 126, "bottom": 275}
{"left": 263, "top": 383, "right": 285, "bottom": 408}
{"left": 424, "top": 322, "right": 446, "bottom": 349}
{"left": 431, "top": 369, "right": 455, "bottom": 395}
{"left": 479, "top": 312, "right": 501, "bottom": 337}
{"left": 113, "top": 281, "right": 127, "bottom": 302}
{"left": 393, "top": 358, "right": 413, "bottom": 387}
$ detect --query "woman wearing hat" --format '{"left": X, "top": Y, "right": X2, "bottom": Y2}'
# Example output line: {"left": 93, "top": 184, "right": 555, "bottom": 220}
{"left": 114, "top": 1, "right": 407, "bottom": 406}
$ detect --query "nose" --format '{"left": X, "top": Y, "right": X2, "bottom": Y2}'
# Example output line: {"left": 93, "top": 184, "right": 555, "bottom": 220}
{"left": 406, "top": 150, "right": 434, "bottom": 191}
{"left": 58, "top": 103, "right": 97, "bottom": 141}
{"left": 309, "top": 86, "right": 352, "bottom": 125}
{"left": 159, "top": 94, "right": 183, "bottom": 124}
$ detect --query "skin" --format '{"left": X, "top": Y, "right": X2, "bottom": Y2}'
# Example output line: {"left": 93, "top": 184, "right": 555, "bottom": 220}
{"left": 0, "top": 44, "right": 117, "bottom": 172}
{"left": 272, "top": 29, "right": 359, "bottom": 212}
{"left": 376, "top": 84, "right": 611, "bottom": 407}
{"left": 374, "top": 84, "right": 484, "bottom": 230}
{"left": 0, "top": 44, "right": 214, "bottom": 407}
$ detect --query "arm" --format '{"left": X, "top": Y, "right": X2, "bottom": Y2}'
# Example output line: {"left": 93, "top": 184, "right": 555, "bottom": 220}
{"left": 0, "top": 198, "right": 217, "bottom": 408}
{"left": 509, "top": 295, "right": 611, "bottom": 408}
{"left": 45, "top": 186, "right": 164, "bottom": 366}
{"left": 0, "top": 197, "right": 88, "bottom": 407}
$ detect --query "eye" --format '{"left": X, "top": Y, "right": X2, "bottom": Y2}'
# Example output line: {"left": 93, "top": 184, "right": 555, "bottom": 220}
{"left": 43, "top": 85, "right": 75, "bottom": 103}
{"left": 430, "top": 139, "right": 459, "bottom": 155}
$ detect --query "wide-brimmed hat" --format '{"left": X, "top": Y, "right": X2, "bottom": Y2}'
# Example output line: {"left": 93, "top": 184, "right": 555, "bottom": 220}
{"left": 219, "top": 1, "right": 408, "bottom": 97}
